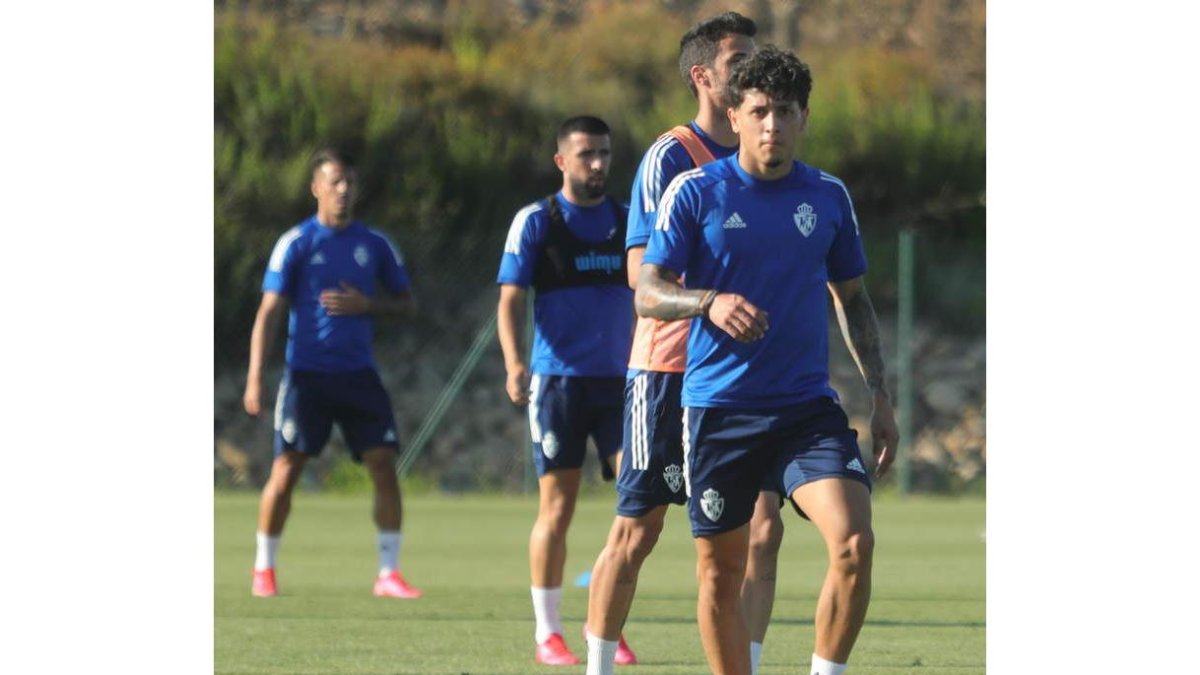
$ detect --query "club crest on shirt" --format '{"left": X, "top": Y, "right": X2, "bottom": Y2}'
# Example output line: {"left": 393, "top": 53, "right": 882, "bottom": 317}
{"left": 700, "top": 488, "right": 724, "bottom": 521}
{"left": 541, "top": 431, "right": 560, "bottom": 459}
{"left": 354, "top": 245, "right": 370, "bottom": 267}
{"left": 663, "top": 464, "right": 683, "bottom": 493}
{"left": 794, "top": 203, "right": 817, "bottom": 237}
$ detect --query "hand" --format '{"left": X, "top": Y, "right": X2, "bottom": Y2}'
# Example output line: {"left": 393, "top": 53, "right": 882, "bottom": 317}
{"left": 243, "top": 379, "right": 264, "bottom": 417}
{"left": 505, "top": 364, "right": 531, "bottom": 406}
{"left": 320, "top": 281, "right": 371, "bottom": 315}
{"left": 707, "top": 293, "right": 769, "bottom": 343}
{"left": 869, "top": 392, "right": 899, "bottom": 478}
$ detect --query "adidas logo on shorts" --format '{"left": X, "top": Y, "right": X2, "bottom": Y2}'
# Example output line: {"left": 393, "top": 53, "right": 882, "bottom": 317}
{"left": 845, "top": 458, "right": 865, "bottom": 474}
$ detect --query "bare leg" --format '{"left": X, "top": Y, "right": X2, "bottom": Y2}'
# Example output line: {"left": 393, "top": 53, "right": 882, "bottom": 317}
{"left": 257, "top": 451, "right": 308, "bottom": 535}
{"left": 791, "top": 478, "right": 874, "bottom": 663}
{"left": 742, "top": 492, "right": 784, "bottom": 643}
{"left": 361, "top": 447, "right": 401, "bottom": 531}
{"left": 586, "top": 506, "right": 668, "bottom": 639}
{"left": 531, "top": 469, "right": 582, "bottom": 588}
{"left": 695, "top": 524, "right": 752, "bottom": 675}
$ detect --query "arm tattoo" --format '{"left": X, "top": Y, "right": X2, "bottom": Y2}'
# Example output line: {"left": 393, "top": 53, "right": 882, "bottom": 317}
{"left": 635, "top": 264, "right": 708, "bottom": 321}
{"left": 835, "top": 286, "right": 889, "bottom": 398}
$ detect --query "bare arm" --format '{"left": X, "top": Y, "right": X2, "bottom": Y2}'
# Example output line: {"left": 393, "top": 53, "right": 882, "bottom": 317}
{"left": 496, "top": 283, "right": 531, "bottom": 405}
{"left": 626, "top": 246, "right": 645, "bottom": 289}
{"left": 828, "top": 276, "right": 899, "bottom": 477}
{"left": 635, "top": 263, "right": 769, "bottom": 342}
{"left": 243, "top": 291, "right": 289, "bottom": 416}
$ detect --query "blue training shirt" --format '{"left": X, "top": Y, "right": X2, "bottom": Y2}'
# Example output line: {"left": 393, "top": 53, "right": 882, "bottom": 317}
{"left": 643, "top": 156, "right": 868, "bottom": 409}
{"left": 497, "top": 192, "right": 634, "bottom": 377}
{"left": 263, "top": 216, "right": 411, "bottom": 373}
{"left": 627, "top": 121, "right": 738, "bottom": 251}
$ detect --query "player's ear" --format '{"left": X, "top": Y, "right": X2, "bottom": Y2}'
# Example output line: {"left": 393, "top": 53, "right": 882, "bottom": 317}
{"left": 553, "top": 152, "right": 566, "bottom": 172}
{"left": 799, "top": 108, "right": 810, "bottom": 132}
{"left": 690, "top": 63, "right": 709, "bottom": 92}
{"left": 727, "top": 106, "right": 740, "bottom": 133}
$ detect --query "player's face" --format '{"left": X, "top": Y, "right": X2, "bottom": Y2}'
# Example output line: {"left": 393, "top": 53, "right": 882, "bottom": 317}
{"left": 555, "top": 132, "right": 611, "bottom": 200}
{"left": 311, "top": 161, "right": 356, "bottom": 223}
{"left": 729, "top": 88, "right": 808, "bottom": 178}
{"left": 709, "top": 34, "right": 755, "bottom": 108}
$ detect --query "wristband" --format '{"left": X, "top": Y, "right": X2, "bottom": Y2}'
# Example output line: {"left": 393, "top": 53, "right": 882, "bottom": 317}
{"left": 698, "top": 290, "right": 718, "bottom": 319}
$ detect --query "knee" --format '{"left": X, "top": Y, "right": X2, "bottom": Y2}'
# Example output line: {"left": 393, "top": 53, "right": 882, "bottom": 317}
{"left": 696, "top": 554, "right": 747, "bottom": 597}
{"left": 748, "top": 511, "right": 784, "bottom": 558}
{"left": 830, "top": 529, "right": 875, "bottom": 575}
{"left": 621, "top": 519, "right": 663, "bottom": 564}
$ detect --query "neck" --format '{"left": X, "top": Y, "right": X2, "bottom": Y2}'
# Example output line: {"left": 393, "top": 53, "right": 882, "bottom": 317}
{"left": 738, "top": 154, "right": 791, "bottom": 181}
{"left": 560, "top": 186, "right": 604, "bottom": 207}
{"left": 316, "top": 211, "right": 351, "bottom": 229}
{"left": 694, "top": 95, "right": 739, "bottom": 147}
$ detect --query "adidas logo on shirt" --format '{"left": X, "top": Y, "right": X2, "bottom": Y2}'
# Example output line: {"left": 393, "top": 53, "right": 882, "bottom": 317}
{"left": 310, "top": 252, "right": 326, "bottom": 265}
{"left": 722, "top": 212, "right": 747, "bottom": 229}
{"left": 845, "top": 458, "right": 866, "bottom": 474}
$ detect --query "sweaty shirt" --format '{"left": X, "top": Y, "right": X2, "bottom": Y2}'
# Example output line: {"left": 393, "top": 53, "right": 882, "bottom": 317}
{"left": 643, "top": 156, "right": 868, "bottom": 408}
{"left": 497, "top": 192, "right": 634, "bottom": 377}
{"left": 626, "top": 121, "right": 737, "bottom": 373}
{"left": 262, "top": 216, "right": 410, "bottom": 373}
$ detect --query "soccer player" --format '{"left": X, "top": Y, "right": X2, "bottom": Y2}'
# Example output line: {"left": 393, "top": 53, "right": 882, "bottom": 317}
{"left": 637, "top": 47, "right": 899, "bottom": 675}
{"left": 243, "top": 148, "right": 422, "bottom": 600}
{"left": 583, "top": 12, "right": 788, "bottom": 675}
{"left": 496, "top": 116, "right": 635, "bottom": 666}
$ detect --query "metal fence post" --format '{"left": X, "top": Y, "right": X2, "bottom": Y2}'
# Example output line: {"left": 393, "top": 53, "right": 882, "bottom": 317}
{"left": 897, "top": 227, "right": 915, "bottom": 495}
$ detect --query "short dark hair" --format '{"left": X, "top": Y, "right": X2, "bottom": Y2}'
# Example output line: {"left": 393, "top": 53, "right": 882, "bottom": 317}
{"left": 726, "top": 45, "right": 813, "bottom": 110}
{"left": 556, "top": 115, "right": 611, "bottom": 144}
{"left": 310, "top": 147, "right": 354, "bottom": 178}
{"left": 678, "top": 11, "right": 758, "bottom": 98}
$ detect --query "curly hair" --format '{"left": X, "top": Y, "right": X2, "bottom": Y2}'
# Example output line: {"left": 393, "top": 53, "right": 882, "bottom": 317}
{"left": 726, "top": 45, "right": 813, "bottom": 110}
{"left": 678, "top": 11, "right": 757, "bottom": 98}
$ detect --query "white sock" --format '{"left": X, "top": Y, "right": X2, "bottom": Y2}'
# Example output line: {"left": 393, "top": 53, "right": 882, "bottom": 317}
{"left": 377, "top": 531, "right": 402, "bottom": 575}
{"left": 750, "top": 641, "right": 763, "bottom": 675}
{"left": 254, "top": 532, "right": 279, "bottom": 571}
{"left": 810, "top": 653, "right": 848, "bottom": 675}
{"left": 531, "top": 586, "right": 563, "bottom": 644}
{"left": 585, "top": 631, "right": 618, "bottom": 675}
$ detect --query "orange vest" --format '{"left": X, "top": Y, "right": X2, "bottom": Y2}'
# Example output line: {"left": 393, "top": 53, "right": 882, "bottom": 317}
{"left": 627, "top": 125, "right": 718, "bottom": 373}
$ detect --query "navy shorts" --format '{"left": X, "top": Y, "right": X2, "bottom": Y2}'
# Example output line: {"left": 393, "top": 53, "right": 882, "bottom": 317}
{"left": 529, "top": 374, "right": 624, "bottom": 480}
{"left": 685, "top": 397, "right": 870, "bottom": 537}
{"left": 273, "top": 368, "right": 399, "bottom": 462}
{"left": 615, "top": 370, "right": 688, "bottom": 517}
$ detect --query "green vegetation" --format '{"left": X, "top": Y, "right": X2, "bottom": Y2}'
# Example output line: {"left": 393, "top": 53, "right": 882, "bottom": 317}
{"left": 215, "top": 491, "right": 985, "bottom": 673}
{"left": 214, "top": 4, "right": 985, "bottom": 369}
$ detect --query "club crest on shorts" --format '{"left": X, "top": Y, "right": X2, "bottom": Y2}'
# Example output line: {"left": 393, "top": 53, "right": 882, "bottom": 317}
{"left": 281, "top": 419, "right": 297, "bottom": 444}
{"left": 354, "top": 244, "right": 370, "bottom": 267}
{"left": 541, "top": 431, "right": 560, "bottom": 459}
{"left": 794, "top": 203, "right": 817, "bottom": 237}
{"left": 663, "top": 464, "right": 683, "bottom": 493}
{"left": 700, "top": 488, "right": 724, "bottom": 522}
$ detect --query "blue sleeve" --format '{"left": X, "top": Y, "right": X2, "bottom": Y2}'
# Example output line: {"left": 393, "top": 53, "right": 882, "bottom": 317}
{"left": 627, "top": 139, "right": 690, "bottom": 250}
{"left": 262, "top": 228, "right": 302, "bottom": 296}
{"left": 642, "top": 174, "right": 699, "bottom": 277}
{"left": 374, "top": 232, "right": 411, "bottom": 294}
{"left": 497, "top": 203, "right": 544, "bottom": 287}
{"left": 825, "top": 184, "right": 868, "bottom": 282}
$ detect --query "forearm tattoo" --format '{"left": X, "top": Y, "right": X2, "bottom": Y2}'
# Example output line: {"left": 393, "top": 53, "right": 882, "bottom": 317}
{"left": 635, "top": 265, "right": 707, "bottom": 321}
{"left": 837, "top": 288, "right": 889, "bottom": 397}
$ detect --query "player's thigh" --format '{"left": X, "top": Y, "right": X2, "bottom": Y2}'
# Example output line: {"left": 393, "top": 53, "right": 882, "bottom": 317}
{"left": 790, "top": 478, "right": 873, "bottom": 548}
{"left": 332, "top": 369, "right": 400, "bottom": 462}
{"left": 617, "top": 371, "right": 687, "bottom": 516}
{"left": 529, "top": 375, "right": 590, "bottom": 476}
{"left": 684, "top": 407, "right": 778, "bottom": 538}
{"left": 273, "top": 369, "right": 334, "bottom": 457}
{"left": 586, "top": 375, "right": 627, "bottom": 481}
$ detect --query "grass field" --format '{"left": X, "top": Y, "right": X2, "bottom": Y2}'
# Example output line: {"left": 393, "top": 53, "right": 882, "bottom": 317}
{"left": 215, "top": 490, "right": 984, "bottom": 674}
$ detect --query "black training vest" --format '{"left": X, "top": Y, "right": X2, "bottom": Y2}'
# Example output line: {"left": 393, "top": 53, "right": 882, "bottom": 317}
{"left": 531, "top": 194, "right": 629, "bottom": 292}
